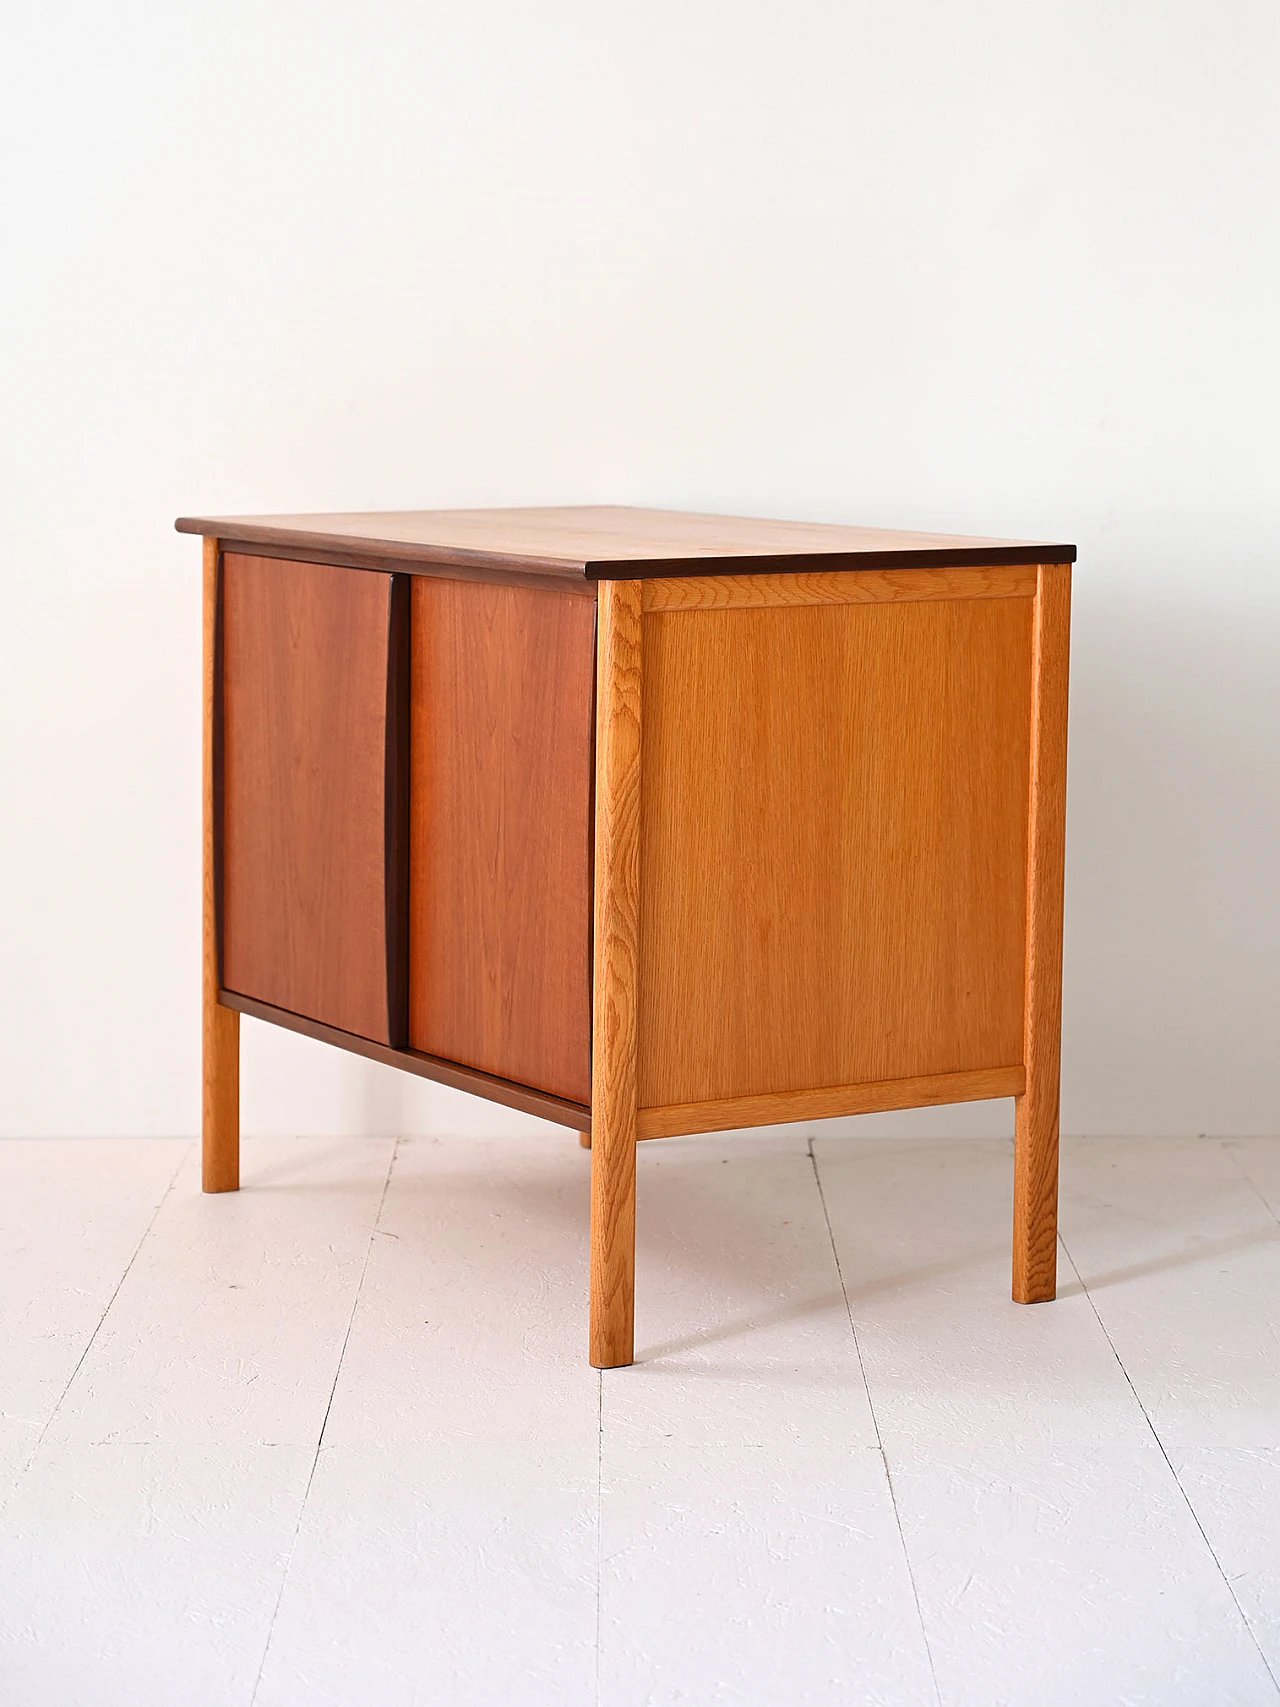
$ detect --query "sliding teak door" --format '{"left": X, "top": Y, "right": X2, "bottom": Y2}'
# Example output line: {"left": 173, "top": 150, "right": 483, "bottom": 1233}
{"left": 407, "top": 578, "right": 596, "bottom": 1104}
{"left": 218, "top": 552, "right": 409, "bottom": 1045}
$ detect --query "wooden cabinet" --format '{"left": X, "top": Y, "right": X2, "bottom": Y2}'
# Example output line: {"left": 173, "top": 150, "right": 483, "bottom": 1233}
{"left": 184, "top": 507, "right": 1074, "bottom": 1368}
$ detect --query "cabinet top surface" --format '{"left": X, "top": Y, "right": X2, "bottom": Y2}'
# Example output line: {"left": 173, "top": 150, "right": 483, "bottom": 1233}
{"left": 176, "top": 505, "right": 1075, "bottom": 580}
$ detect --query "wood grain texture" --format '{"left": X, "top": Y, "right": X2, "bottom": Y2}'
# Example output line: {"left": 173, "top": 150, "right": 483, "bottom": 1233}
{"left": 641, "top": 564, "right": 1035, "bottom": 612}
{"left": 220, "top": 552, "right": 403, "bottom": 1044}
{"left": 407, "top": 578, "right": 595, "bottom": 1103}
{"left": 176, "top": 507, "right": 1075, "bottom": 582}
{"left": 221, "top": 991, "right": 591, "bottom": 1131}
{"left": 1013, "top": 564, "right": 1072, "bottom": 1304}
{"left": 202, "top": 538, "right": 239, "bottom": 1192}
{"left": 636, "top": 593, "right": 1034, "bottom": 1108}
{"left": 636, "top": 1067, "right": 1026, "bottom": 1141}
{"left": 589, "top": 578, "right": 644, "bottom": 1369}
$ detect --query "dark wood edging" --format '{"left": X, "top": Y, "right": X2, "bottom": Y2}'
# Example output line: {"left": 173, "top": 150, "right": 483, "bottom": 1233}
{"left": 220, "top": 991, "right": 591, "bottom": 1133}
{"left": 382, "top": 575, "right": 411, "bottom": 1045}
{"left": 594, "top": 544, "right": 1077, "bottom": 578}
{"left": 179, "top": 520, "right": 1075, "bottom": 584}
{"left": 207, "top": 538, "right": 600, "bottom": 596}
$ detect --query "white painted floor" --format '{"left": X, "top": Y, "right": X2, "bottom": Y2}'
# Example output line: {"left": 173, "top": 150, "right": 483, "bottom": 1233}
{"left": 2, "top": 1133, "right": 1280, "bottom": 1707}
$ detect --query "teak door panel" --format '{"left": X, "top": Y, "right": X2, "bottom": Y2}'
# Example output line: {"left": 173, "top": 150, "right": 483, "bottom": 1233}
{"left": 636, "top": 590, "right": 1034, "bottom": 1109}
{"left": 408, "top": 578, "right": 595, "bottom": 1104}
{"left": 219, "top": 552, "right": 407, "bottom": 1045}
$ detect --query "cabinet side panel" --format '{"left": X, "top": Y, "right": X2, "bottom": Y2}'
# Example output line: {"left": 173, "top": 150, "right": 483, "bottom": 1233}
{"left": 408, "top": 578, "right": 595, "bottom": 1104}
{"left": 221, "top": 552, "right": 397, "bottom": 1043}
{"left": 637, "top": 592, "right": 1034, "bottom": 1107}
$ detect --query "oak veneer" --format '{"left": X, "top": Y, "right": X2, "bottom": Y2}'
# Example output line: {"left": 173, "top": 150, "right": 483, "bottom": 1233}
{"left": 188, "top": 506, "right": 1074, "bottom": 1368}
{"left": 637, "top": 591, "right": 1032, "bottom": 1110}
{"left": 202, "top": 538, "right": 238, "bottom": 1193}
{"left": 635, "top": 1067, "right": 1027, "bottom": 1142}
{"left": 589, "top": 579, "right": 644, "bottom": 1369}
{"left": 1013, "top": 563, "right": 1072, "bottom": 1304}
{"left": 640, "top": 563, "right": 1036, "bottom": 611}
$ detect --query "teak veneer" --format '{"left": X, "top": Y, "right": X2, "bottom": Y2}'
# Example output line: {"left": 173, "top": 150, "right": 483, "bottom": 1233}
{"left": 184, "top": 505, "right": 1074, "bottom": 1367}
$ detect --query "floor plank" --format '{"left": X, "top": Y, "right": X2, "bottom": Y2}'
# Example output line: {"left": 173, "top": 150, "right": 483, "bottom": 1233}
{"left": 1059, "top": 1138, "right": 1280, "bottom": 1455}
{"left": 0, "top": 1442, "right": 312, "bottom": 1707}
{"left": 813, "top": 1136, "right": 1279, "bottom": 1707}
{"left": 1172, "top": 1446, "right": 1280, "bottom": 1683}
{"left": 3, "top": 1133, "right": 1279, "bottom": 1707}
{"left": 1224, "top": 1138, "right": 1280, "bottom": 1230}
{"left": 600, "top": 1134, "right": 936, "bottom": 1707}
{"left": 1061, "top": 1137, "right": 1280, "bottom": 1693}
{"left": 253, "top": 1136, "right": 600, "bottom": 1707}
{"left": 0, "top": 1139, "right": 393, "bottom": 1707}
{"left": 0, "top": 1138, "right": 187, "bottom": 1501}
{"left": 39, "top": 1138, "right": 395, "bottom": 1449}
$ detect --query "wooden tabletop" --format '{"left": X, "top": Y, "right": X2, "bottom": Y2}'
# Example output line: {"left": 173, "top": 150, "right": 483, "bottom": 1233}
{"left": 176, "top": 505, "right": 1075, "bottom": 583}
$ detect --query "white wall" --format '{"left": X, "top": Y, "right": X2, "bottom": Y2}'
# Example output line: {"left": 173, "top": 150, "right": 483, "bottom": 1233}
{"left": 2, "top": 2, "right": 1277, "bottom": 1140}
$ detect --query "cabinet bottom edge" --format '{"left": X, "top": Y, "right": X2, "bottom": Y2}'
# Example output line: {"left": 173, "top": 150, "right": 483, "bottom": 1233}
{"left": 218, "top": 989, "right": 590, "bottom": 1130}
{"left": 635, "top": 1066, "right": 1026, "bottom": 1140}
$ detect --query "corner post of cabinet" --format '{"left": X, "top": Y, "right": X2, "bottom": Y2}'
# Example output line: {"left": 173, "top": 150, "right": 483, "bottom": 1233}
{"left": 589, "top": 576, "right": 643, "bottom": 1368}
{"left": 1013, "top": 561, "right": 1071, "bottom": 1301}
{"left": 203, "top": 536, "right": 240, "bottom": 1191}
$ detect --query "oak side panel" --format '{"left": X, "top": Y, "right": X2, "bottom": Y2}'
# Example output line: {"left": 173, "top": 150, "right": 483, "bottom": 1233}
{"left": 1013, "top": 563, "right": 1072, "bottom": 1304}
{"left": 589, "top": 578, "right": 643, "bottom": 1369}
{"left": 202, "top": 538, "right": 239, "bottom": 1191}
{"left": 637, "top": 593, "right": 1034, "bottom": 1109}
{"left": 407, "top": 578, "right": 595, "bottom": 1104}
{"left": 220, "top": 552, "right": 401, "bottom": 1044}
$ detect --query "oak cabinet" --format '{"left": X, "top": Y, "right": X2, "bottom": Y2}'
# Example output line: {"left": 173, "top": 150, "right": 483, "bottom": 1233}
{"left": 186, "top": 506, "right": 1074, "bottom": 1368}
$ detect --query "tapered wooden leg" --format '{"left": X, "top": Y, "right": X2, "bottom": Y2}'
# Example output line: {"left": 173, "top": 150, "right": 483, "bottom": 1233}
{"left": 1013, "top": 1087, "right": 1057, "bottom": 1301}
{"left": 589, "top": 579, "right": 643, "bottom": 1368}
{"left": 203, "top": 536, "right": 240, "bottom": 1192}
{"left": 1013, "top": 563, "right": 1070, "bottom": 1302}
{"left": 579, "top": 1131, "right": 592, "bottom": 1148}
{"left": 203, "top": 995, "right": 240, "bottom": 1191}
{"left": 590, "top": 1105, "right": 636, "bottom": 1366}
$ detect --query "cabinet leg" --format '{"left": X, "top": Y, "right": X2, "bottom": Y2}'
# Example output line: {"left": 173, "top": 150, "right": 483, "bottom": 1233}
{"left": 588, "top": 577, "right": 643, "bottom": 1368}
{"left": 589, "top": 1112, "right": 636, "bottom": 1367}
{"left": 579, "top": 1131, "right": 592, "bottom": 1149}
{"left": 203, "top": 997, "right": 240, "bottom": 1193}
{"left": 203, "top": 533, "right": 240, "bottom": 1193}
{"left": 1012, "top": 562, "right": 1069, "bottom": 1304}
{"left": 1013, "top": 1089, "right": 1057, "bottom": 1302}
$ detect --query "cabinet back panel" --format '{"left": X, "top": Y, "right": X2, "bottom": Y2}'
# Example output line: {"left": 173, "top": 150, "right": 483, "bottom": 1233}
{"left": 409, "top": 579, "right": 595, "bottom": 1104}
{"left": 636, "top": 589, "right": 1034, "bottom": 1108}
{"left": 220, "top": 552, "right": 400, "bottom": 1043}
